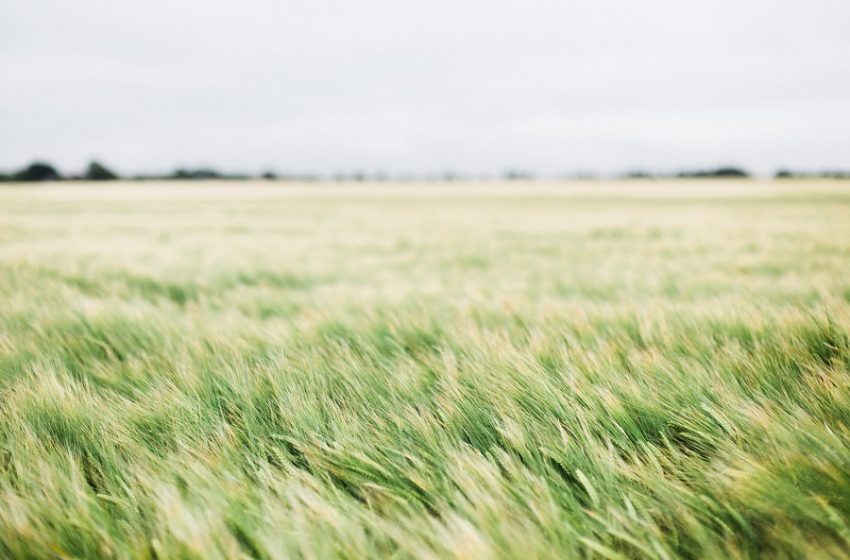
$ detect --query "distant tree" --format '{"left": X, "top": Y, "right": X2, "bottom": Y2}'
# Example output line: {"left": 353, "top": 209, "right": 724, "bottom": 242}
{"left": 775, "top": 169, "right": 795, "bottom": 179}
{"left": 713, "top": 167, "right": 749, "bottom": 178}
{"left": 0, "top": 172, "right": 11, "bottom": 182}
{"left": 678, "top": 167, "right": 750, "bottom": 179}
{"left": 84, "top": 160, "right": 119, "bottom": 181}
{"left": 170, "top": 168, "right": 221, "bottom": 180}
{"left": 624, "top": 170, "right": 654, "bottom": 179}
{"left": 13, "top": 161, "right": 62, "bottom": 182}
{"left": 503, "top": 169, "right": 534, "bottom": 181}
{"left": 261, "top": 170, "right": 278, "bottom": 180}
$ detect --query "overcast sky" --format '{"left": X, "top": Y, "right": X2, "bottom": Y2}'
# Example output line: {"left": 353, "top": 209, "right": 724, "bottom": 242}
{"left": 2, "top": 0, "right": 849, "bottom": 176}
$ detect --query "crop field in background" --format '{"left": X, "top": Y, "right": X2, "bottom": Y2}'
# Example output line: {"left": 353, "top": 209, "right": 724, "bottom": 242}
{"left": 1, "top": 180, "right": 850, "bottom": 559}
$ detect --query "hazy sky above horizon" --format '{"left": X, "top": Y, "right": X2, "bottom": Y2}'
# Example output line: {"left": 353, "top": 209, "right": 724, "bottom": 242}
{"left": 2, "top": 0, "right": 849, "bottom": 177}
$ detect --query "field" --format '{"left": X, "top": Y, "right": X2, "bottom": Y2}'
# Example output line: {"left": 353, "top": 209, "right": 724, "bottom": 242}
{"left": 1, "top": 180, "right": 850, "bottom": 559}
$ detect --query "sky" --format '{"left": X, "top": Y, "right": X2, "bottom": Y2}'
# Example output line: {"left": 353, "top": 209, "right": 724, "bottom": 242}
{"left": 2, "top": 0, "right": 849, "bottom": 177}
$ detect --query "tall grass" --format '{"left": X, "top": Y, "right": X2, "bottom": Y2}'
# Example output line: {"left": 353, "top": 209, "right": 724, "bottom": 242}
{"left": 1, "top": 181, "right": 849, "bottom": 558}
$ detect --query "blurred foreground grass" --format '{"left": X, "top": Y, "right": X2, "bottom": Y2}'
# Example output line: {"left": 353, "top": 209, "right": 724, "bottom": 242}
{"left": 1, "top": 180, "right": 850, "bottom": 558}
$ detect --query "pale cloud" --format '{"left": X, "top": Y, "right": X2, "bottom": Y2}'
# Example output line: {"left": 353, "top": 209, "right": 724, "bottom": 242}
{"left": 2, "top": 0, "right": 849, "bottom": 176}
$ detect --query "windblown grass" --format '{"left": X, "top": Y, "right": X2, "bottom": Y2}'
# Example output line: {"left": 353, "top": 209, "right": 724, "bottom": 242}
{"left": 1, "top": 180, "right": 849, "bottom": 558}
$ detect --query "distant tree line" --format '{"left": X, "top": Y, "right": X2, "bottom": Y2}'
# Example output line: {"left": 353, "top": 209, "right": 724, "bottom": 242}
{"left": 774, "top": 169, "right": 850, "bottom": 179}
{"left": 622, "top": 167, "right": 751, "bottom": 179}
{"left": 2, "top": 160, "right": 849, "bottom": 183}
{"left": 621, "top": 167, "right": 850, "bottom": 180}
{"left": 0, "top": 160, "right": 121, "bottom": 182}
{"left": 0, "top": 161, "right": 258, "bottom": 182}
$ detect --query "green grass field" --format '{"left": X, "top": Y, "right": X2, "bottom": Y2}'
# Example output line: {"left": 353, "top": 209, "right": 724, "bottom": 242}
{"left": 2, "top": 180, "right": 850, "bottom": 559}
